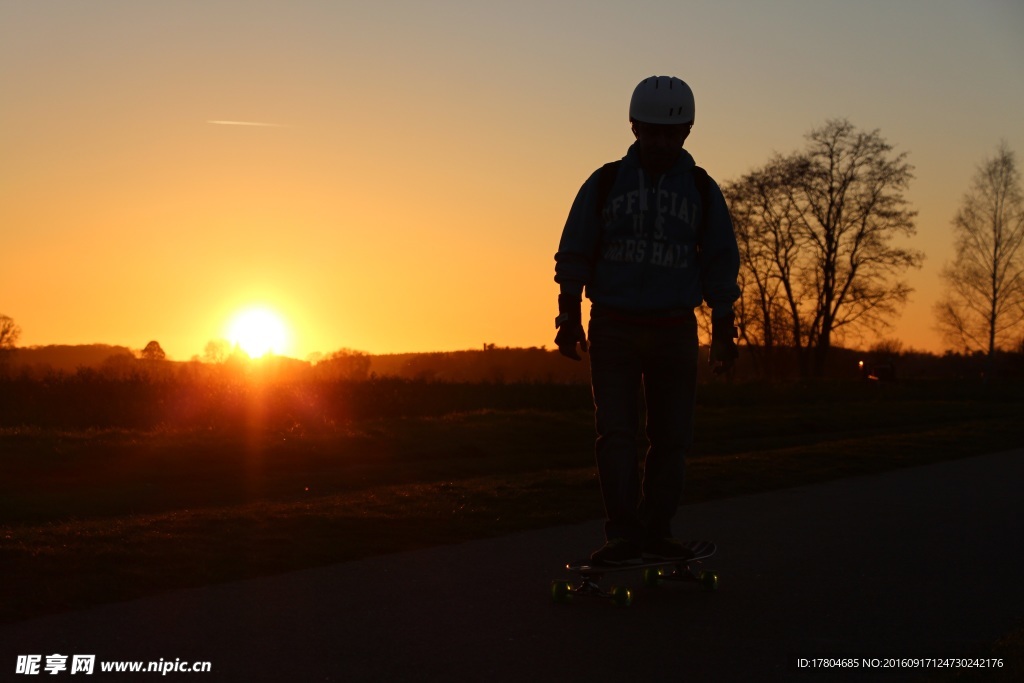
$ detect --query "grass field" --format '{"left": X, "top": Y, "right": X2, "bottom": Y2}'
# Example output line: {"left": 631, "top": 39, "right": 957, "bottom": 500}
{"left": 1, "top": 377, "right": 1022, "bottom": 647}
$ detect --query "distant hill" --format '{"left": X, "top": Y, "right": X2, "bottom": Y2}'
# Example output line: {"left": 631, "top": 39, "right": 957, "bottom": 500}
{"left": 5, "top": 344, "right": 135, "bottom": 373}
{"left": 368, "top": 346, "right": 591, "bottom": 383}
{"left": 2, "top": 343, "right": 1003, "bottom": 383}
{"left": 0, "top": 344, "right": 592, "bottom": 383}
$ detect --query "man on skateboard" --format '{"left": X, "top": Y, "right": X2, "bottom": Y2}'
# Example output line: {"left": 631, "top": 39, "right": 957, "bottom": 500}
{"left": 553, "top": 75, "right": 740, "bottom": 565}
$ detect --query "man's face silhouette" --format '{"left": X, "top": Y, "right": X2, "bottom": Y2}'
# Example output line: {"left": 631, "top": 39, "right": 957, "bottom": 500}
{"left": 632, "top": 121, "right": 691, "bottom": 175}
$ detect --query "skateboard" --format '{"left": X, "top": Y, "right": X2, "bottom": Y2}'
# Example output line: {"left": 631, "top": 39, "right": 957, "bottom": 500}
{"left": 551, "top": 540, "right": 718, "bottom": 607}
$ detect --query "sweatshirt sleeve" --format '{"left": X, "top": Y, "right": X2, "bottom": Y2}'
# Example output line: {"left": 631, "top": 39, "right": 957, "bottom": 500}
{"left": 700, "top": 177, "right": 741, "bottom": 318}
{"left": 553, "top": 169, "right": 603, "bottom": 299}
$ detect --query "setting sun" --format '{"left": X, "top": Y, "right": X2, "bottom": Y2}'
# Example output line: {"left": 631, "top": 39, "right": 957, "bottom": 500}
{"left": 226, "top": 307, "right": 291, "bottom": 358}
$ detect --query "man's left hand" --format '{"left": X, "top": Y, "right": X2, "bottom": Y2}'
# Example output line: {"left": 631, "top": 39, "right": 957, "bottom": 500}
{"left": 709, "top": 312, "right": 738, "bottom": 374}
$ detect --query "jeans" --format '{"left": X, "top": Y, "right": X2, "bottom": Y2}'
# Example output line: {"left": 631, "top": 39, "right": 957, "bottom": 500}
{"left": 588, "top": 309, "right": 699, "bottom": 543}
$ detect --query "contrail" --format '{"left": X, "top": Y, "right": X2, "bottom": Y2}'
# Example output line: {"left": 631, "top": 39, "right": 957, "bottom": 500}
{"left": 207, "top": 120, "right": 289, "bottom": 128}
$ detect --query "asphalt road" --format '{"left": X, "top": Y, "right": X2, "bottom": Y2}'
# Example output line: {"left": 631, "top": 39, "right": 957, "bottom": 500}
{"left": 3, "top": 449, "right": 1022, "bottom": 682}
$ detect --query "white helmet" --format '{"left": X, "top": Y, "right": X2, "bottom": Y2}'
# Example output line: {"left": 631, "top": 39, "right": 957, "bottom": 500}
{"left": 629, "top": 76, "right": 695, "bottom": 125}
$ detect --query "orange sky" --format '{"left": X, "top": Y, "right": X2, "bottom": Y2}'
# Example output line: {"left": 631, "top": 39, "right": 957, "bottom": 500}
{"left": 2, "top": 0, "right": 1022, "bottom": 360}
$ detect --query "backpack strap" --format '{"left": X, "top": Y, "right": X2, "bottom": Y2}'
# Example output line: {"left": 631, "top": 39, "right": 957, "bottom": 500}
{"left": 692, "top": 166, "right": 711, "bottom": 258}
{"left": 590, "top": 160, "right": 622, "bottom": 263}
{"left": 594, "top": 160, "right": 622, "bottom": 221}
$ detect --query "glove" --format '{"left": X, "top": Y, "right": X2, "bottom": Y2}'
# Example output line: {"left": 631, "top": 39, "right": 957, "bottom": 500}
{"left": 709, "top": 311, "right": 738, "bottom": 374}
{"left": 554, "top": 294, "right": 588, "bottom": 361}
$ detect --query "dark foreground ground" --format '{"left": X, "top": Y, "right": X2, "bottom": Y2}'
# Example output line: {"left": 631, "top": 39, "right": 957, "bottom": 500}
{"left": 2, "top": 449, "right": 1022, "bottom": 682}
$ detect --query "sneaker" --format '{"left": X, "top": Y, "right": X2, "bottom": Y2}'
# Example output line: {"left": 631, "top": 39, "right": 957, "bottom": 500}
{"left": 589, "top": 538, "right": 642, "bottom": 565}
{"left": 643, "top": 537, "right": 695, "bottom": 560}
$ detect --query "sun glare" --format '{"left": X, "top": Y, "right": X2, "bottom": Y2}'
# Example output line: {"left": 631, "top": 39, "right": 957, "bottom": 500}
{"left": 226, "top": 307, "right": 290, "bottom": 358}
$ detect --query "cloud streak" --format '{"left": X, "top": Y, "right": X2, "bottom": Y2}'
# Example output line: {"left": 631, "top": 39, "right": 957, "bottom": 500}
{"left": 207, "top": 120, "right": 290, "bottom": 128}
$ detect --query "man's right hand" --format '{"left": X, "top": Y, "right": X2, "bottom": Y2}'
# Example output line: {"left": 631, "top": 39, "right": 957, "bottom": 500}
{"left": 555, "top": 294, "right": 588, "bottom": 361}
{"left": 555, "top": 321, "right": 589, "bottom": 361}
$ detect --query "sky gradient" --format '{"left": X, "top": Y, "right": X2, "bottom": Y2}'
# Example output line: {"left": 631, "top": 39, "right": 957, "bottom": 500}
{"left": 3, "top": 0, "right": 1022, "bottom": 360}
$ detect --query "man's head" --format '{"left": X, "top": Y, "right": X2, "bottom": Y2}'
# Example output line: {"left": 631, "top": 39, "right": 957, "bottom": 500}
{"left": 629, "top": 75, "right": 694, "bottom": 126}
{"left": 629, "top": 76, "right": 694, "bottom": 172}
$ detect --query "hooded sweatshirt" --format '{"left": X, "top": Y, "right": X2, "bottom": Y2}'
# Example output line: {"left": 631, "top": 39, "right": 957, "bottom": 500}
{"left": 554, "top": 142, "right": 740, "bottom": 318}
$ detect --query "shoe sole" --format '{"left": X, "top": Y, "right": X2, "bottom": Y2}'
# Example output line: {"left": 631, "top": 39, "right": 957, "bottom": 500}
{"left": 590, "top": 557, "right": 644, "bottom": 566}
{"left": 642, "top": 552, "right": 695, "bottom": 561}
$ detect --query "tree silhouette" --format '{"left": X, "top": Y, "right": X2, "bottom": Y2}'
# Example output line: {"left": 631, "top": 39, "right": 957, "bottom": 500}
{"left": 0, "top": 315, "right": 20, "bottom": 351}
{"left": 722, "top": 159, "right": 801, "bottom": 379}
{"left": 934, "top": 142, "right": 1024, "bottom": 367}
{"left": 315, "top": 349, "right": 372, "bottom": 381}
{"left": 724, "top": 119, "right": 923, "bottom": 377}
{"left": 0, "top": 315, "right": 21, "bottom": 374}
{"left": 203, "top": 339, "right": 231, "bottom": 364}
{"left": 141, "top": 340, "right": 167, "bottom": 362}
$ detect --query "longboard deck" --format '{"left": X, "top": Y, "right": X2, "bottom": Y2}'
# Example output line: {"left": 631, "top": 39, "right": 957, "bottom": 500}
{"left": 567, "top": 540, "right": 716, "bottom": 575}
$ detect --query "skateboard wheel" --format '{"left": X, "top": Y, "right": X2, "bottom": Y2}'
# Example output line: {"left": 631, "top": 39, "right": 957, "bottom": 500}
{"left": 551, "top": 580, "right": 572, "bottom": 604}
{"left": 698, "top": 570, "right": 719, "bottom": 591}
{"left": 610, "top": 585, "right": 633, "bottom": 607}
{"left": 642, "top": 567, "right": 663, "bottom": 588}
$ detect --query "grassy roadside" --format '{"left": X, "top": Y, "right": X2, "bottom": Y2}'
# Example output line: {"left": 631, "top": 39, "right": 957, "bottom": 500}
{"left": 1, "top": 380, "right": 1022, "bottom": 626}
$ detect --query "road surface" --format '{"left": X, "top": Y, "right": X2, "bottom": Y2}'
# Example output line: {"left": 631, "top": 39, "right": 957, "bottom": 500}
{"left": 3, "top": 449, "right": 1022, "bottom": 681}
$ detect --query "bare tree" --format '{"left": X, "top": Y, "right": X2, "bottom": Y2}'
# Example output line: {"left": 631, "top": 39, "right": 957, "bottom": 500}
{"left": 203, "top": 339, "right": 231, "bottom": 364}
{"left": 726, "top": 120, "right": 923, "bottom": 378}
{"left": 0, "top": 315, "right": 21, "bottom": 374}
{"left": 934, "top": 142, "right": 1024, "bottom": 366}
{"left": 314, "top": 348, "right": 372, "bottom": 381}
{"left": 0, "top": 315, "right": 20, "bottom": 351}
{"left": 723, "top": 157, "right": 802, "bottom": 379}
